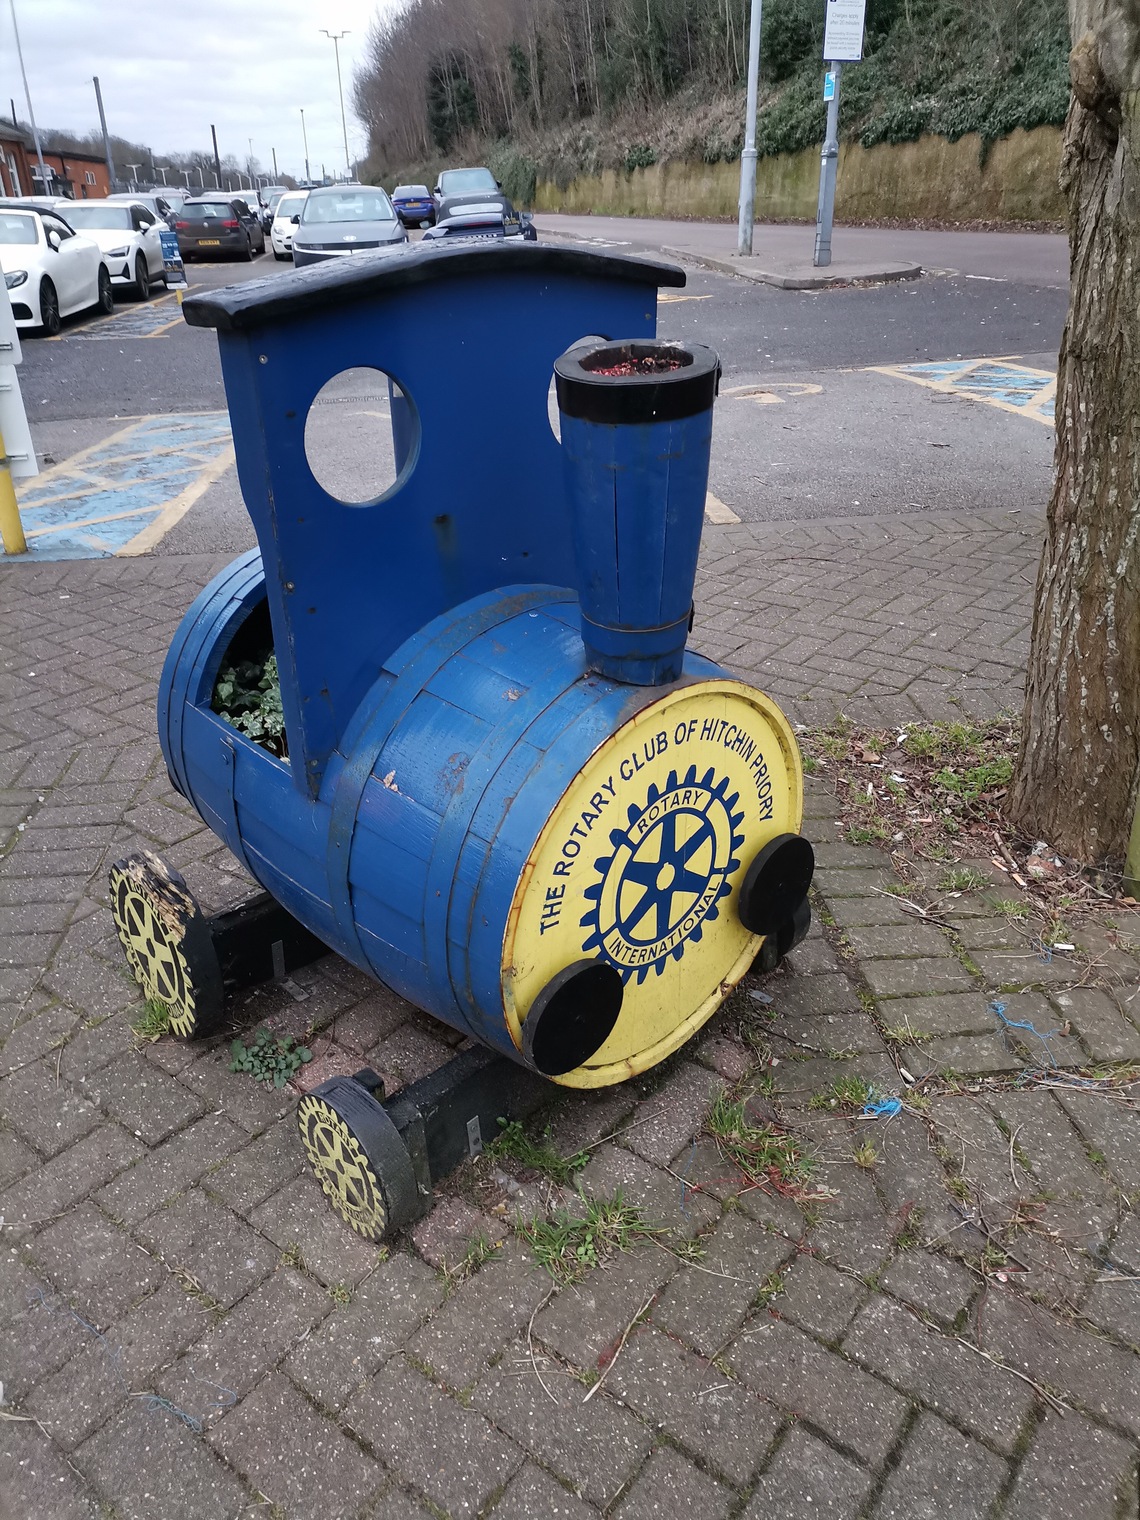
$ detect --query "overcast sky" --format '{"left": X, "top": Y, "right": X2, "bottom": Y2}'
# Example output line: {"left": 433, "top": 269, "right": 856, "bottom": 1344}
{"left": 1, "top": 0, "right": 400, "bottom": 180}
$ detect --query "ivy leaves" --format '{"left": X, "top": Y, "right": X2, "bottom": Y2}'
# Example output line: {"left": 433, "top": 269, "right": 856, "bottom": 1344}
{"left": 214, "top": 652, "right": 288, "bottom": 757}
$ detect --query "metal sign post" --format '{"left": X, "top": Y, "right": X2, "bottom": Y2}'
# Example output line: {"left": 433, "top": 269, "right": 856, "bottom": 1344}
{"left": 736, "top": 0, "right": 764, "bottom": 256}
{"left": 813, "top": 0, "right": 867, "bottom": 268}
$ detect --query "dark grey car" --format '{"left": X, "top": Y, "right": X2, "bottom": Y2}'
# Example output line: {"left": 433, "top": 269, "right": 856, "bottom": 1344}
{"left": 291, "top": 186, "right": 406, "bottom": 267}
{"left": 175, "top": 197, "right": 266, "bottom": 261}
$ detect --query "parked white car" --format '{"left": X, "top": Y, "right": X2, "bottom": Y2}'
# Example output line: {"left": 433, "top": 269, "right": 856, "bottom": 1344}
{"left": 0, "top": 203, "right": 112, "bottom": 335}
{"left": 55, "top": 199, "right": 167, "bottom": 300}
{"left": 270, "top": 191, "right": 309, "bottom": 260}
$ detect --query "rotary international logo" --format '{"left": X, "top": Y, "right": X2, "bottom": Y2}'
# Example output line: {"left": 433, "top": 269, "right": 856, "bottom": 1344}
{"left": 580, "top": 765, "right": 745, "bottom": 984}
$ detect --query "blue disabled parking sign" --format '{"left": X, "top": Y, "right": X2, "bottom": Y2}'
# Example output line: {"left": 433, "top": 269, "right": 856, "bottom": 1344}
{"left": 159, "top": 228, "right": 186, "bottom": 289}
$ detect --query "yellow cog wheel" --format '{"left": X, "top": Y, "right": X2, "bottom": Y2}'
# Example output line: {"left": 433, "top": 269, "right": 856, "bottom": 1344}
{"left": 108, "top": 852, "right": 223, "bottom": 1041}
{"left": 298, "top": 1094, "right": 387, "bottom": 1241}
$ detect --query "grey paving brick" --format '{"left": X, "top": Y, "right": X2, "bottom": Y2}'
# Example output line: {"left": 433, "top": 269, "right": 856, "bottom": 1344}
{"left": 212, "top": 1372, "right": 385, "bottom": 1520}
{"left": 1056, "top": 1090, "right": 1140, "bottom": 1193}
{"left": 408, "top": 1195, "right": 509, "bottom": 1271}
{"left": 285, "top": 1249, "right": 445, "bottom": 1410}
{"left": 250, "top": 1172, "right": 384, "bottom": 1288}
{"left": 94, "top": 1111, "right": 247, "bottom": 1224}
{"left": 75, "top": 1049, "right": 206, "bottom": 1144}
{"left": 730, "top": 1315, "right": 910, "bottom": 1466}
{"left": 156, "top": 1266, "right": 328, "bottom": 1426}
{"left": 981, "top": 1291, "right": 1140, "bottom": 1438}
{"left": 614, "top": 1445, "right": 733, "bottom": 1520}
{"left": 973, "top": 949, "right": 1087, "bottom": 988}
{"left": 75, "top": 1400, "right": 248, "bottom": 1520}
{"left": 1003, "top": 1409, "right": 1138, "bottom": 1520}
{"left": 743, "top": 1427, "right": 873, "bottom": 1519}
{"left": 25, "top": 1328, "right": 131, "bottom": 1450}
{"left": 769, "top": 1009, "right": 886, "bottom": 1056}
{"left": 0, "top": 1125, "right": 37, "bottom": 1189}
{"left": 0, "top": 1421, "right": 102, "bottom": 1520}
{"left": 881, "top": 1250, "right": 977, "bottom": 1325}
{"left": 0, "top": 1123, "right": 144, "bottom": 1233}
{"left": 473, "top": 1348, "right": 652, "bottom": 1508}
{"left": 766, "top": 973, "right": 863, "bottom": 1020}
{"left": 654, "top": 1211, "right": 795, "bottom": 1356}
{"left": 771, "top": 1252, "right": 869, "bottom": 1341}
{"left": 543, "top": 1083, "right": 638, "bottom": 1156}
{"left": 869, "top": 1412, "right": 1008, "bottom": 1519}
{"left": 30, "top": 1202, "right": 163, "bottom": 1328}
{"left": 535, "top": 1243, "right": 677, "bottom": 1372}
{"left": 575, "top": 1141, "right": 720, "bottom": 1238}
{"left": 1052, "top": 987, "right": 1140, "bottom": 1063}
{"left": 407, "top": 1240, "right": 551, "bottom": 1388}
{"left": 57, "top": 1012, "right": 138, "bottom": 1081}
{"left": 203, "top": 1114, "right": 306, "bottom": 1214}
{"left": 622, "top": 1061, "right": 726, "bottom": 1168}
{"left": 845, "top": 1296, "right": 1033, "bottom": 1451}
{"left": 874, "top": 992, "right": 1009, "bottom": 1037}
{"left": 808, "top": 1165, "right": 896, "bottom": 1277}
{"left": 845, "top": 923, "right": 954, "bottom": 960}
{"left": 136, "top": 1187, "right": 278, "bottom": 1309}
{"left": 344, "top": 1358, "right": 524, "bottom": 1518}
{"left": 0, "top": 1060, "right": 102, "bottom": 1157}
{"left": 921, "top": 1032, "right": 1027, "bottom": 1075}
{"left": 176, "top": 1043, "right": 294, "bottom": 1133}
{"left": 814, "top": 867, "right": 901, "bottom": 897}
{"left": 862, "top": 958, "right": 976, "bottom": 998}
{"left": 488, "top": 1464, "right": 600, "bottom": 1519}
{"left": 826, "top": 895, "right": 916, "bottom": 930}
{"left": 607, "top": 1325, "right": 782, "bottom": 1485}
{"left": 0, "top": 1000, "right": 82, "bottom": 1077}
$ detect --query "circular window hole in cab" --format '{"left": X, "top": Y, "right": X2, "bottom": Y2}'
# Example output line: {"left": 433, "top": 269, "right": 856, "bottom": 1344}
{"left": 304, "top": 366, "right": 419, "bottom": 505}
{"left": 522, "top": 959, "right": 624, "bottom": 1077}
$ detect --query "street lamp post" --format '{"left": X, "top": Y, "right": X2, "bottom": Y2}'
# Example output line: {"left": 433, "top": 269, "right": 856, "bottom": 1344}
{"left": 8, "top": 0, "right": 49, "bottom": 196}
{"left": 126, "top": 162, "right": 142, "bottom": 188}
{"left": 157, "top": 165, "right": 169, "bottom": 185}
{"left": 180, "top": 169, "right": 192, "bottom": 188}
{"left": 300, "top": 107, "right": 311, "bottom": 184}
{"left": 320, "top": 29, "right": 353, "bottom": 180}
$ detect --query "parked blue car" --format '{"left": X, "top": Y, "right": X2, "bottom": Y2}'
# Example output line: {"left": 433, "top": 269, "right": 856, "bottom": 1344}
{"left": 392, "top": 184, "right": 435, "bottom": 228}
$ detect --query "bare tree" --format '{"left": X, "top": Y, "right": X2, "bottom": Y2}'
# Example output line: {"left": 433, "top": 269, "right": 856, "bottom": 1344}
{"left": 1008, "top": 0, "right": 1140, "bottom": 868}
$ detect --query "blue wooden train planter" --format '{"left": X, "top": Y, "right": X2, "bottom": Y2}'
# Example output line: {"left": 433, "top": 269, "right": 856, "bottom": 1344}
{"left": 110, "top": 241, "right": 814, "bottom": 1240}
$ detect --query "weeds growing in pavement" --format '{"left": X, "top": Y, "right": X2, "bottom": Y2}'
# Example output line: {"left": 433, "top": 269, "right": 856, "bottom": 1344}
{"left": 939, "top": 867, "right": 990, "bottom": 892}
{"left": 491, "top": 1119, "right": 589, "bottom": 1187}
{"left": 229, "top": 1028, "right": 312, "bottom": 1088}
{"left": 445, "top": 1233, "right": 501, "bottom": 1286}
{"left": 852, "top": 1140, "right": 878, "bottom": 1169}
{"left": 131, "top": 998, "right": 171, "bottom": 1043}
{"left": 706, "top": 1093, "right": 816, "bottom": 1195}
{"left": 520, "top": 1192, "right": 659, "bottom": 1286}
{"left": 883, "top": 1022, "right": 933, "bottom": 1046}
{"left": 809, "top": 1075, "right": 873, "bottom": 1112}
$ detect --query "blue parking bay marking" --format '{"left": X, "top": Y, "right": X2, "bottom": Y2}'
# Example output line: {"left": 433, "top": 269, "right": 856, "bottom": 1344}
{"left": 869, "top": 357, "right": 1056, "bottom": 424}
{"left": 15, "top": 412, "right": 234, "bottom": 559}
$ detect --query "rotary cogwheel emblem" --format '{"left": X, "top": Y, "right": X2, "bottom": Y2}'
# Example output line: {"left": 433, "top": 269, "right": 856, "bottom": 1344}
{"left": 581, "top": 765, "right": 745, "bottom": 984}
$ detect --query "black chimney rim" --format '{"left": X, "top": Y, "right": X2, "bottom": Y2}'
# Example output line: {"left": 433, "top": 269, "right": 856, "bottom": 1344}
{"left": 555, "top": 339, "right": 720, "bottom": 425}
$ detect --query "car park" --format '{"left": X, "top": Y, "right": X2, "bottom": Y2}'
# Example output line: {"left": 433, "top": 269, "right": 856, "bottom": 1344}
{"left": 259, "top": 186, "right": 290, "bottom": 232}
{"left": 53, "top": 199, "right": 167, "bottom": 299}
{"left": 269, "top": 190, "right": 309, "bottom": 260}
{"left": 174, "top": 197, "right": 266, "bottom": 260}
{"left": 0, "top": 202, "right": 112, "bottom": 334}
{"left": 290, "top": 185, "right": 405, "bottom": 267}
{"left": 392, "top": 184, "right": 435, "bottom": 228}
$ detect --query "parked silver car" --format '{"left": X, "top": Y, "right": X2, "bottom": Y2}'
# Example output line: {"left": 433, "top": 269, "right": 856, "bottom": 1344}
{"left": 291, "top": 185, "right": 406, "bottom": 267}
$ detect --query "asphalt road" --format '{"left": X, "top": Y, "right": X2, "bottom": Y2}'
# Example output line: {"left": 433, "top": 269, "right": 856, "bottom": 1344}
{"left": 15, "top": 223, "right": 1068, "bottom": 543}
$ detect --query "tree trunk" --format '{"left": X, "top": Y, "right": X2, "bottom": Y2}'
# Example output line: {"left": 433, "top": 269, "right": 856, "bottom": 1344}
{"left": 1007, "top": 6, "right": 1140, "bottom": 870}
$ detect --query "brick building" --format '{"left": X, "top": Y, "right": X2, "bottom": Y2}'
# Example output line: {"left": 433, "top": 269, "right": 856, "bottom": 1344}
{"left": 0, "top": 125, "right": 111, "bottom": 198}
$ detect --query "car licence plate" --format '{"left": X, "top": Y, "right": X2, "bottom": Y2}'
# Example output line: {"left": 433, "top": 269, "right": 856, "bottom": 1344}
{"left": 199, "top": 238, "right": 220, "bottom": 246}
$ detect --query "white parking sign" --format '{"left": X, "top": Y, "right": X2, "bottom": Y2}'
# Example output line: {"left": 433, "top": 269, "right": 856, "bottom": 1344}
{"left": 823, "top": 0, "right": 867, "bottom": 60}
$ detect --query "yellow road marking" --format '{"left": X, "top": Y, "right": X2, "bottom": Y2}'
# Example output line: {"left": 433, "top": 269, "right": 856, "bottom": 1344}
{"left": 118, "top": 442, "right": 237, "bottom": 556}
{"left": 723, "top": 381, "right": 823, "bottom": 406}
{"left": 659, "top": 293, "right": 714, "bottom": 304}
{"left": 867, "top": 356, "right": 1056, "bottom": 425}
{"left": 704, "top": 491, "right": 740, "bottom": 524}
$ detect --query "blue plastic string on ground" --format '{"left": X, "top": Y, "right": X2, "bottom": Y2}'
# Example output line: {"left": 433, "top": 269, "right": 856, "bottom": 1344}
{"left": 863, "top": 1093, "right": 903, "bottom": 1119}
{"left": 989, "top": 998, "right": 1062, "bottom": 1068}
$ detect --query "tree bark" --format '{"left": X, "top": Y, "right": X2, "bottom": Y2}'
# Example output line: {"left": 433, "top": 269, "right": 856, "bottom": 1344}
{"left": 1007, "top": 3, "right": 1140, "bottom": 869}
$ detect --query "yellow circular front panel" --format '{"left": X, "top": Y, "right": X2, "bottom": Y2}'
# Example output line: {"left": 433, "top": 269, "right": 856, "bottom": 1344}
{"left": 502, "top": 679, "right": 803, "bottom": 1087}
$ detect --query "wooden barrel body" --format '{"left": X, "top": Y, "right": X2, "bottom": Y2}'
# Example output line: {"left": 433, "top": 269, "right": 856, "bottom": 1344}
{"left": 159, "top": 555, "right": 804, "bottom": 1087}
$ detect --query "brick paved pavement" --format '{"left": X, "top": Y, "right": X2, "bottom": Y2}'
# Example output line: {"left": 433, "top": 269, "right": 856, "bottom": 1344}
{"left": 4, "top": 507, "right": 1140, "bottom": 1520}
